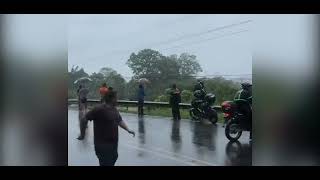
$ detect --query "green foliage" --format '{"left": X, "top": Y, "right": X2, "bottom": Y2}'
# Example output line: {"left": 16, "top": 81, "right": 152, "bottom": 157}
{"left": 203, "top": 77, "right": 240, "bottom": 104}
{"left": 68, "top": 49, "right": 243, "bottom": 106}
{"left": 68, "top": 66, "right": 126, "bottom": 99}
{"left": 68, "top": 66, "right": 89, "bottom": 99}
{"left": 181, "top": 90, "right": 193, "bottom": 103}
{"left": 154, "top": 94, "right": 169, "bottom": 102}
{"left": 126, "top": 49, "right": 203, "bottom": 101}
{"left": 177, "top": 53, "right": 202, "bottom": 77}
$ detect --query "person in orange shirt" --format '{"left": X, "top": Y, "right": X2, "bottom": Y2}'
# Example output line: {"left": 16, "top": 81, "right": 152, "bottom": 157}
{"left": 99, "top": 83, "right": 109, "bottom": 103}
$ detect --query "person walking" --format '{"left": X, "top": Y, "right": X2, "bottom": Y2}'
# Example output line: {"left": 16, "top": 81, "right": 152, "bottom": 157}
{"left": 137, "top": 84, "right": 145, "bottom": 116}
{"left": 80, "top": 90, "right": 135, "bottom": 166}
{"left": 170, "top": 84, "right": 181, "bottom": 120}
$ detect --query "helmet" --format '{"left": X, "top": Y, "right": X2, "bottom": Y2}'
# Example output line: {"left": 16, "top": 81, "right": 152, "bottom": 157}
{"left": 241, "top": 82, "right": 252, "bottom": 90}
{"left": 195, "top": 80, "right": 204, "bottom": 90}
{"left": 198, "top": 79, "right": 204, "bottom": 86}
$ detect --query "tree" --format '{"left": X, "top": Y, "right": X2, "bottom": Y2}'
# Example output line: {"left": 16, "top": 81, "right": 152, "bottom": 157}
{"left": 97, "top": 67, "right": 126, "bottom": 99}
{"left": 126, "top": 49, "right": 203, "bottom": 101}
{"left": 126, "top": 49, "right": 165, "bottom": 81}
{"left": 177, "top": 53, "right": 202, "bottom": 77}
{"left": 67, "top": 66, "right": 126, "bottom": 99}
{"left": 99, "top": 67, "right": 118, "bottom": 77}
{"left": 203, "top": 77, "right": 240, "bottom": 104}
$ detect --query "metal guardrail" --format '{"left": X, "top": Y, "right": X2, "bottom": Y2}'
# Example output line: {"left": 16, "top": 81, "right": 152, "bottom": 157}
{"left": 68, "top": 99, "right": 222, "bottom": 111}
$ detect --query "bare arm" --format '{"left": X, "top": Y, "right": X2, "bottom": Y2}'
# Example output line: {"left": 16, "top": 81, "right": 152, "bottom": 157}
{"left": 119, "top": 120, "right": 135, "bottom": 137}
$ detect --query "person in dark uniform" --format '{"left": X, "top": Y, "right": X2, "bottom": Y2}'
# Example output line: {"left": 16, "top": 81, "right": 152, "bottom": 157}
{"left": 79, "top": 90, "right": 135, "bottom": 166}
{"left": 170, "top": 84, "right": 181, "bottom": 120}
{"left": 137, "top": 84, "right": 145, "bottom": 116}
{"left": 234, "top": 82, "right": 252, "bottom": 102}
{"left": 234, "top": 82, "right": 252, "bottom": 140}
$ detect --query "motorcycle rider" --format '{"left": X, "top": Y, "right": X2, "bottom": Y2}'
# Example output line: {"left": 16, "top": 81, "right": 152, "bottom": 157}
{"left": 234, "top": 82, "right": 252, "bottom": 104}
{"left": 234, "top": 82, "right": 252, "bottom": 140}
{"left": 194, "top": 80, "right": 206, "bottom": 95}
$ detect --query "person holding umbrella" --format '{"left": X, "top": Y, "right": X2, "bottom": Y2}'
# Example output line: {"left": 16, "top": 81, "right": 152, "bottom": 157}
{"left": 77, "top": 84, "right": 90, "bottom": 140}
{"left": 74, "top": 77, "right": 92, "bottom": 111}
{"left": 74, "top": 77, "right": 91, "bottom": 140}
{"left": 78, "top": 84, "right": 89, "bottom": 112}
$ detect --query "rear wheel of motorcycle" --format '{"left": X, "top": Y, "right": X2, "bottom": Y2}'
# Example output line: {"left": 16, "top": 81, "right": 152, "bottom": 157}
{"left": 189, "top": 108, "right": 201, "bottom": 121}
{"left": 208, "top": 111, "right": 218, "bottom": 124}
{"left": 225, "top": 121, "right": 242, "bottom": 141}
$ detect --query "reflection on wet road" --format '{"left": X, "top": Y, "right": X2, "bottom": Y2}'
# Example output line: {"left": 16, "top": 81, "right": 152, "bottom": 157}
{"left": 68, "top": 107, "right": 251, "bottom": 166}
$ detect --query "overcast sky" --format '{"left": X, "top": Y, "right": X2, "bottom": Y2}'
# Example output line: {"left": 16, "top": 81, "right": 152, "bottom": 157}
{"left": 67, "top": 14, "right": 252, "bottom": 80}
{"left": 3, "top": 14, "right": 315, "bottom": 83}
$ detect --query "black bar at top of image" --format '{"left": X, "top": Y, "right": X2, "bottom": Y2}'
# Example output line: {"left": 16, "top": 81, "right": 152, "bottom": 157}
{"left": 0, "top": 1, "right": 319, "bottom": 14}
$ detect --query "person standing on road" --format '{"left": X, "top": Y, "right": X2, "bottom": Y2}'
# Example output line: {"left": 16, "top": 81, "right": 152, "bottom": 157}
{"left": 78, "top": 84, "right": 89, "bottom": 111}
{"left": 137, "top": 84, "right": 145, "bottom": 116}
{"left": 77, "top": 85, "right": 82, "bottom": 110}
{"left": 79, "top": 90, "right": 135, "bottom": 166}
{"left": 77, "top": 84, "right": 89, "bottom": 140}
{"left": 170, "top": 84, "right": 181, "bottom": 121}
{"left": 99, "top": 83, "right": 109, "bottom": 103}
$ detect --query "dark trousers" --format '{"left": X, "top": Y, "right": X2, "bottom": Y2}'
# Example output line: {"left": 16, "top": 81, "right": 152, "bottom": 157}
{"left": 79, "top": 117, "right": 88, "bottom": 138}
{"left": 79, "top": 98, "right": 87, "bottom": 111}
{"left": 172, "top": 104, "right": 181, "bottom": 120}
{"left": 95, "top": 144, "right": 118, "bottom": 166}
{"left": 138, "top": 100, "right": 144, "bottom": 116}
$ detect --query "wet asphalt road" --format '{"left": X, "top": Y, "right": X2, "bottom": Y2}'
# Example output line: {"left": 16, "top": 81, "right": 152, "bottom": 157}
{"left": 68, "top": 106, "right": 252, "bottom": 166}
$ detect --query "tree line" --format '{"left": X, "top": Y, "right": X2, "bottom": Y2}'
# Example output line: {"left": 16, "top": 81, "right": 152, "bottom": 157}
{"left": 68, "top": 49, "right": 241, "bottom": 105}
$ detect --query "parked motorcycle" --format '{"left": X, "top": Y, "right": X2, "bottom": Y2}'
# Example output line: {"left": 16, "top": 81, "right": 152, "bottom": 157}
{"left": 189, "top": 90, "right": 218, "bottom": 124}
{"left": 221, "top": 98, "right": 252, "bottom": 141}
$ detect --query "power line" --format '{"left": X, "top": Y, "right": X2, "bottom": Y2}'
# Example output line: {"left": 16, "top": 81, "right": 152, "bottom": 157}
{"left": 160, "top": 29, "right": 249, "bottom": 51}
{"left": 150, "top": 20, "right": 251, "bottom": 47}
{"left": 86, "top": 29, "right": 249, "bottom": 65}
{"left": 86, "top": 20, "right": 252, "bottom": 63}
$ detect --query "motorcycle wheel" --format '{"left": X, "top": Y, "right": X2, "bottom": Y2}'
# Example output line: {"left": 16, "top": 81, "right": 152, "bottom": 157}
{"left": 225, "top": 121, "right": 242, "bottom": 141}
{"left": 189, "top": 108, "right": 201, "bottom": 121}
{"left": 208, "top": 109, "right": 218, "bottom": 124}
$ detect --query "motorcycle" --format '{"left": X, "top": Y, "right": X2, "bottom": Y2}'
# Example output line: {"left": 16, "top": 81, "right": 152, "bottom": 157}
{"left": 221, "top": 98, "right": 252, "bottom": 141}
{"left": 189, "top": 90, "right": 218, "bottom": 124}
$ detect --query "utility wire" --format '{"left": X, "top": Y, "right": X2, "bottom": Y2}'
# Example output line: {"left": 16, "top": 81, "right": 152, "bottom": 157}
{"left": 86, "top": 20, "right": 251, "bottom": 62}
{"left": 160, "top": 29, "right": 249, "bottom": 51}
